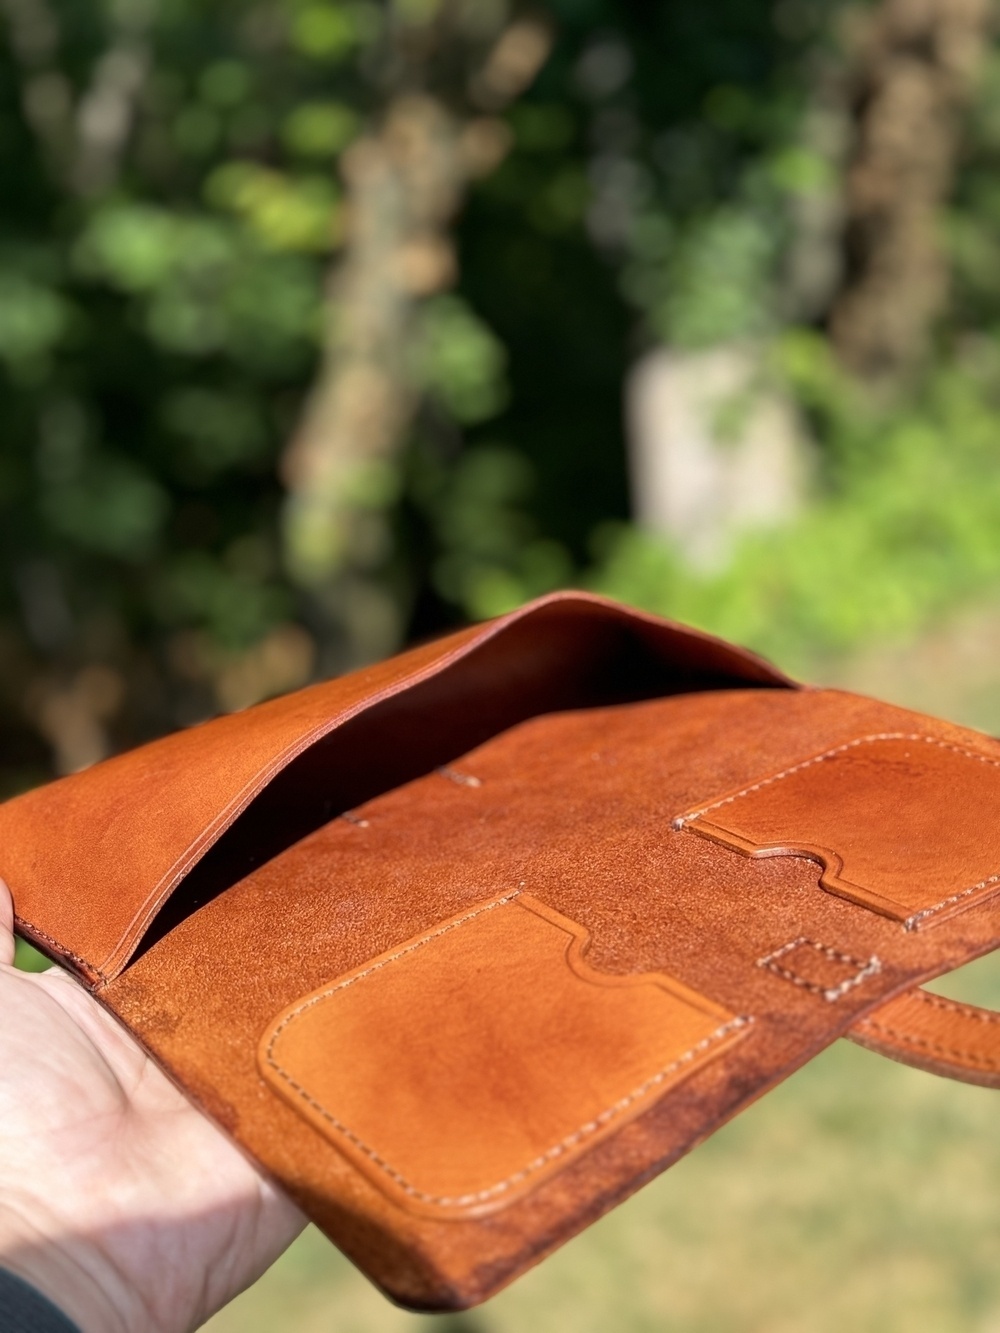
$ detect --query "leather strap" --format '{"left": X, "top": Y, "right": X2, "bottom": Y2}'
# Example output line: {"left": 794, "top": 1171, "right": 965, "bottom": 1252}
{"left": 848, "top": 986, "right": 1000, "bottom": 1087}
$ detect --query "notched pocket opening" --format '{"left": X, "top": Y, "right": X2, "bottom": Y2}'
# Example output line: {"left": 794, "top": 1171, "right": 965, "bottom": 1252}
{"left": 258, "top": 892, "right": 749, "bottom": 1218}
{"left": 674, "top": 733, "right": 1000, "bottom": 929}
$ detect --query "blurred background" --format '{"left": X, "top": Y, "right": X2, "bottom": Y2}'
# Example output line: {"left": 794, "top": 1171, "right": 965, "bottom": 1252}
{"left": 7, "top": 0, "right": 1000, "bottom": 1326}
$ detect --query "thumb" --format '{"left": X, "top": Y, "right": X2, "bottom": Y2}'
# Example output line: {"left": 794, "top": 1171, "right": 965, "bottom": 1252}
{"left": 0, "top": 878, "right": 15, "bottom": 967}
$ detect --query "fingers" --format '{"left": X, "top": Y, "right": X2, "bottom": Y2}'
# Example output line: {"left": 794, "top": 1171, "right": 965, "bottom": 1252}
{"left": 0, "top": 878, "right": 14, "bottom": 967}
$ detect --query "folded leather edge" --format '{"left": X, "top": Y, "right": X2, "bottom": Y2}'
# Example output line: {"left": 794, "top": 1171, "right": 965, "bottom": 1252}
{"left": 97, "top": 593, "right": 791, "bottom": 979}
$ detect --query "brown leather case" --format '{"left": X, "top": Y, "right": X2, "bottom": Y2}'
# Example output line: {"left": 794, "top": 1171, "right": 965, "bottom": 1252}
{"left": 4, "top": 592, "right": 1000, "bottom": 1310}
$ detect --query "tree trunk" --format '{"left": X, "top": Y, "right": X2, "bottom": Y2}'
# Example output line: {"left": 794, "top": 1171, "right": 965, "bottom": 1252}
{"left": 830, "top": 0, "right": 991, "bottom": 386}
{"left": 281, "top": 4, "right": 550, "bottom": 664}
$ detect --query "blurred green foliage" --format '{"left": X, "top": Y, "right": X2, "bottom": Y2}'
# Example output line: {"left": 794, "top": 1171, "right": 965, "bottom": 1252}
{"left": 594, "top": 337, "right": 1000, "bottom": 672}
{"left": 0, "top": 0, "right": 826, "bottom": 769}
{"left": 419, "top": 0, "right": 831, "bottom": 628}
{"left": 0, "top": 0, "right": 354, "bottom": 755}
{"left": 584, "top": 21, "right": 1000, "bottom": 667}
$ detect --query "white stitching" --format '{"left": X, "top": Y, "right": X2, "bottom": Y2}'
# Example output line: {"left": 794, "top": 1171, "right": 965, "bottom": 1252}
{"left": 13, "top": 916, "right": 105, "bottom": 983}
{"left": 903, "top": 873, "right": 1000, "bottom": 930}
{"left": 673, "top": 733, "right": 1000, "bottom": 929}
{"left": 267, "top": 1014, "right": 751, "bottom": 1208}
{"left": 757, "top": 936, "right": 882, "bottom": 1002}
{"left": 858, "top": 1020, "right": 1000, "bottom": 1069}
{"left": 673, "top": 733, "right": 1000, "bottom": 827}
{"left": 340, "top": 811, "right": 370, "bottom": 828}
{"left": 272, "top": 892, "right": 523, "bottom": 1028}
{"left": 262, "top": 894, "right": 751, "bottom": 1208}
{"left": 909, "top": 991, "right": 1000, "bottom": 1024}
{"left": 437, "top": 766, "right": 483, "bottom": 788}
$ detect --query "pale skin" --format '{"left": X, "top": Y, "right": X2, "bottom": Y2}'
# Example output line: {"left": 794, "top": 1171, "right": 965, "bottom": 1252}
{"left": 0, "top": 878, "right": 305, "bottom": 1333}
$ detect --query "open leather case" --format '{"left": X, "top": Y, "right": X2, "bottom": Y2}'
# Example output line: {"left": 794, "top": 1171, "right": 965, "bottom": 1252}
{"left": 4, "top": 591, "right": 1000, "bottom": 1311}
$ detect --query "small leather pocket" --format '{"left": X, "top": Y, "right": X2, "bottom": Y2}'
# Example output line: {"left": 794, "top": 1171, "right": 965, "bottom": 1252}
{"left": 674, "top": 733, "right": 1000, "bottom": 929}
{"left": 258, "top": 892, "right": 746, "bottom": 1218}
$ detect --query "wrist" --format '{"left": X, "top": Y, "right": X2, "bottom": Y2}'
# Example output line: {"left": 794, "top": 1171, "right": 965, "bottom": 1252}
{"left": 0, "top": 1197, "right": 133, "bottom": 1333}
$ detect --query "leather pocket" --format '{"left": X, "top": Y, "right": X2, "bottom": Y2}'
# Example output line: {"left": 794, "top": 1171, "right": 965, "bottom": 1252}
{"left": 674, "top": 733, "right": 1000, "bottom": 929}
{"left": 258, "top": 892, "right": 747, "bottom": 1218}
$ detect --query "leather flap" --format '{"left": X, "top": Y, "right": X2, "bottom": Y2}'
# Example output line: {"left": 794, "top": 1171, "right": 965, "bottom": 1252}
{"left": 0, "top": 592, "right": 792, "bottom": 982}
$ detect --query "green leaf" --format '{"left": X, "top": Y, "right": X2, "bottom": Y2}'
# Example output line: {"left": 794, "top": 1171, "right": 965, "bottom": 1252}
{"left": 291, "top": 3, "right": 359, "bottom": 60}
{"left": 206, "top": 163, "right": 339, "bottom": 252}
{"left": 414, "top": 296, "right": 509, "bottom": 424}
{"left": 41, "top": 457, "right": 170, "bottom": 561}
{"left": 0, "top": 274, "right": 70, "bottom": 364}
{"left": 281, "top": 101, "right": 360, "bottom": 158}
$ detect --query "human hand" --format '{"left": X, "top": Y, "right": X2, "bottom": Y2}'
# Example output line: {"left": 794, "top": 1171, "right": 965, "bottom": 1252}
{"left": 0, "top": 878, "right": 305, "bottom": 1333}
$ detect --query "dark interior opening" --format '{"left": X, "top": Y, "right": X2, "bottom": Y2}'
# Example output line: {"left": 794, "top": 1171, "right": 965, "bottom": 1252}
{"left": 129, "top": 605, "right": 788, "bottom": 967}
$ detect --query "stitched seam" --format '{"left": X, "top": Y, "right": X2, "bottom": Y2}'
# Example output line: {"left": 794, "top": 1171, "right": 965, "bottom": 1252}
{"left": 267, "top": 1013, "right": 751, "bottom": 1208}
{"left": 437, "top": 766, "right": 482, "bottom": 788}
{"left": 858, "top": 1020, "right": 1000, "bottom": 1069}
{"left": 12, "top": 915, "right": 105, "bottom": 982}
{"left": 272, "top": 891, "right": 524, "bottom": 1027}
{"left": 757, "top": 936, "right": 882, "bottom": 1002}
{"left": 903, "top": 872, "right": 1000, "bottom": 931}
{"left": 263, "top": 893, "right": 751, "bottom": 1208}
{"left": 672, "top": 733, "right": 1000, "bottom": 930}
{"left": 340, "top": 812, "right": 369, "bottom": 828}
{"left": 912, "top": 990, "right": 1000, "bottom": 1024}
{"left": 675, "top": 734, "right": 1000, "bottom": 824}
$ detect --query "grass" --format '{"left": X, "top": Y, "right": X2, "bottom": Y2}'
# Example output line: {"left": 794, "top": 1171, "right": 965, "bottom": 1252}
{"left": 14, "top": 939, "right": 49, "bottom": 972}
